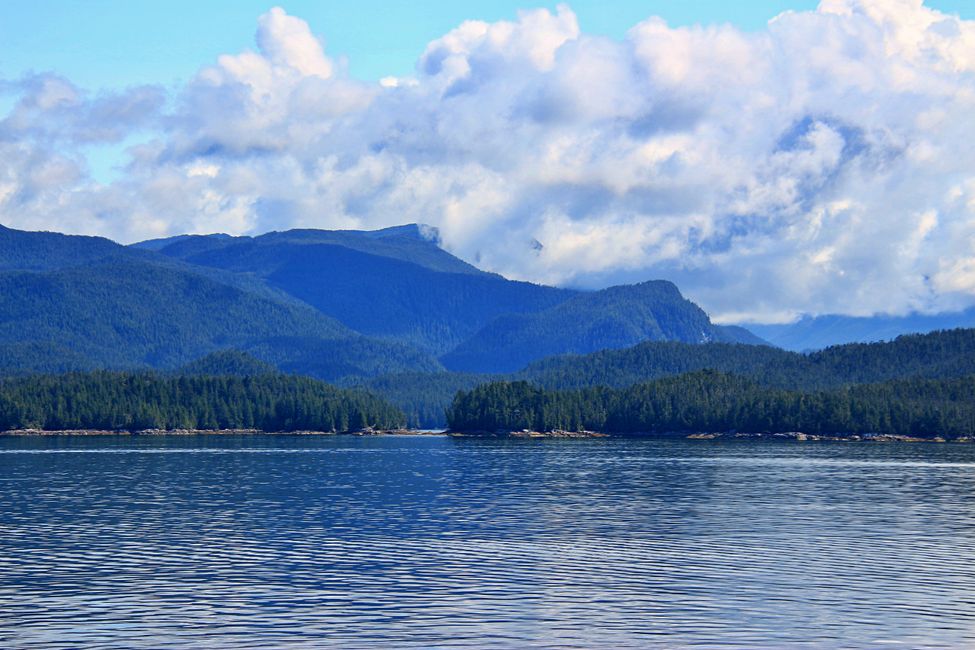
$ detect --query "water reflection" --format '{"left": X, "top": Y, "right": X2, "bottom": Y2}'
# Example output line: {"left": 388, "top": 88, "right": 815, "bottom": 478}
{"left": 1, "top": 435, "right": 973, "bottom": 648}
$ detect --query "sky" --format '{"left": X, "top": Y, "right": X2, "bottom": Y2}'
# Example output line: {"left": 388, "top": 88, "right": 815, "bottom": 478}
{"left": 1, "top": 0, "right": 975, "bottom": 323}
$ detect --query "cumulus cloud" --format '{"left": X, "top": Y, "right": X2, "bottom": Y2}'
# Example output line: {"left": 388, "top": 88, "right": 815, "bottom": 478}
{"left": 1, "top": 1, "right": 975, "bottom": 322}
{"left": 1, "top": 74, "right": 164, "bottom": 144}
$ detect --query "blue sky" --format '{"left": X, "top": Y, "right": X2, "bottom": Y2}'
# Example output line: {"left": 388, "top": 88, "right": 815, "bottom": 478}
{"left": 2, "top": 1, "right": 970, "bottom": 88}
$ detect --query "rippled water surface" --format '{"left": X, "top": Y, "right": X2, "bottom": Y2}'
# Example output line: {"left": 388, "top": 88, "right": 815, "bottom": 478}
{"left": 2, "top": 435, "right": 974, "bottom": 648}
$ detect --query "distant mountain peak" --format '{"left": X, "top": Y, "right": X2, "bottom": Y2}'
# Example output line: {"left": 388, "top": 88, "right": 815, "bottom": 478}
{"left": 745, "top": 308, "right": 975, "bottom": 351}
{"left": 0, "top": 223, "right": 122, "bottom": 272}
{"left": 130, "top": 233, "right": 233, "bottom": 251}
{"left": 365, "top": 223, "right": 442, "bottom": 244}
{"left": 441, "top": 279, "right": 763, "bottom": 373}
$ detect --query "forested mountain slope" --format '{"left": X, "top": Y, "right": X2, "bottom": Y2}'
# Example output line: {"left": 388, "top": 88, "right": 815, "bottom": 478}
{"left": 0, "top": 224, "right": 122, "bottom": 271}
{"left": 441, "top": 281, "right": 765, "bottom": 373}
{"left": 4, "top": 222, "right": 780, "bottom": 388}
{"left": 0, "top": 240, "right": 442, "bottom": 380}
{"left": 177, "top": 350, "right": 277, "bottom": 376}
{"left": 520, "top": 328, "right": 975, "bottom": 390}
{"left": 144, "top": 225, "right": 574, "bottom": 354}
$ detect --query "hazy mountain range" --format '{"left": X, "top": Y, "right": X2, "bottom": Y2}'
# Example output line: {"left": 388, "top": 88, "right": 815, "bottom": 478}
{"left": 746, "top": 310, "right": 975, "bottom": 352}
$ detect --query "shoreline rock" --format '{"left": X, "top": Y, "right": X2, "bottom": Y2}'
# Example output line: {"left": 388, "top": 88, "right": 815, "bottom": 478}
{"left": 0, "top": 428, "right": 445, "bottom": 437}
{"left": 683, "top": 431, "right": 963, "bottom": 443}
{"left": 449, "top": 429, "right": 970, "bottom": 442}
{"left": 2, "top": 428, "right": 968, "bottom": 442}
{"left": 448, "top": 429, "right": 608, "bottom": 438}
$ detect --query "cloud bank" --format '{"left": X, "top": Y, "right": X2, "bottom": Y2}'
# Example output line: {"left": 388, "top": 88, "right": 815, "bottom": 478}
{"left": 2, "top": 0, "right": 974, "bottom": 322}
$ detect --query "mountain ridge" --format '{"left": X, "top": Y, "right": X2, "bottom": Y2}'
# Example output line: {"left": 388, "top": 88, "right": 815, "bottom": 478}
{"left": 441, "top": 280, "right": 764, "bottom": 373}
{"left": 746, "top": 310, "right": 975, "bottom": 351}
{"left": 3, "top": 221, "right": 764, "bottom": 379}
{"left": 0, "top": 225, "right": 444, "bottom": 379}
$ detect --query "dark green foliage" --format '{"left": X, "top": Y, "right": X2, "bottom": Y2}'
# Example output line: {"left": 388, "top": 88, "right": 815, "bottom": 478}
{"left": 441, "top": 281, "right": 764, "bottom": 373}
{"left": 520, "top": 341, "right": 802, "bottom": 390}
{"left": 179, "top": 350, "right": 277, "bottom": 376}
{"left": 0, "top": 372, "right": 405, "bottom": 432}
{"left": 447, "top": 372, "right": 975, "bottom": 439}
{"left": 805, "top": 329, "right": 975, "bottom": 384}
{"left": 12, "top": 219, "right": 971, "bottom": 439}
{"left": 520, "top": 329, "right": 975, "bottom": 391}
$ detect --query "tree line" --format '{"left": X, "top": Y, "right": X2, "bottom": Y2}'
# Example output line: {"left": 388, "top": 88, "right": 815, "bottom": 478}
{"left": 352, "top": 329, "right": 975, "bottom": 428}
{"left": 447, "top": 371, "right": 975, "bottom": 439}
{"left": 0, "top": 372, "right": 405, "bottom": 432}
{"left": 520, "top": 329, "right": 975, "bottom": 392}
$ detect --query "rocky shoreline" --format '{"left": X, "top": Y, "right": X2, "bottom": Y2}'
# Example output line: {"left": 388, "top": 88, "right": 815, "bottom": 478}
{"left": 685, "top": 431, "right": 971, "bottom": 443}
{"left": 450, "top": 429, "right": 970, "bottom": 442}
{"left": 2, "top": 428, "right": 969, "bottom": 442}
{"left": 0, "top": 428, "right": 443, "bottom": 437}
{"left": 448, "top": 429, "right": 609, "bottom": 438}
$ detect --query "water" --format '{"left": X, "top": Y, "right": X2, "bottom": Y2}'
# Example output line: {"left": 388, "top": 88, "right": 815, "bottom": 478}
{"left": 1, "top": 435, "right": 973, "bottom": 648}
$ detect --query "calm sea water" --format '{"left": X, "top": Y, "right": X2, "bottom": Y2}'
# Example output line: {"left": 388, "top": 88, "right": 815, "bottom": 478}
{"left": 1, "top": 435, "right": 973, "bottom": 649}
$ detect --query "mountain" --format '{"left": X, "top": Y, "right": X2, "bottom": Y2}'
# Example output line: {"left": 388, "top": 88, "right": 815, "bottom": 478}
{"left": 745, "top": 309, "right": 975, "bottom": 351}
{"left": 7, "top": 221, "right": 971, "bottom": 432}
{"left": 440, "top": 281, "right": 765, "bottom": 373}
{"left": 0, "top": 257, "right": 441, "bottom": 379}
{"left": 239, "top": 335, "right": 440, "bottom": 380}
{"left": 144, "top": 224, "right": 482, "bottom": 276}
{"left": 0, "top": 224, "right": 122, "bottom": 271}
{"left": 129, "top": 233, "right": 233, "bottom": 252}
{"left": 2, "top": 222, "right": 772, "bottom": 391}
{"left": 519, "top": 341, "right": 804, "bottom": 390}
{"left": 137, "top": 224, "right": 771, "bottom": 364}
{"left": 143, "top": 224, "right": 574, "bottom": 354}
{"left": 361, "top": 328, "right": 975, "bottom": 428}
{"left": 0, "top": 227, "right": 442, "bottom": 380}
{"left": 520, "top": 327, "right": 975, "bottom": 390}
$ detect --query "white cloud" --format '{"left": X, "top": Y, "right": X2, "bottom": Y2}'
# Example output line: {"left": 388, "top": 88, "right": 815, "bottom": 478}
{"left": 255, "top": 6, "right": 334, "bottom": 79}
{"left": 2, "top": 2, "right": 975, "bottom": 322}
